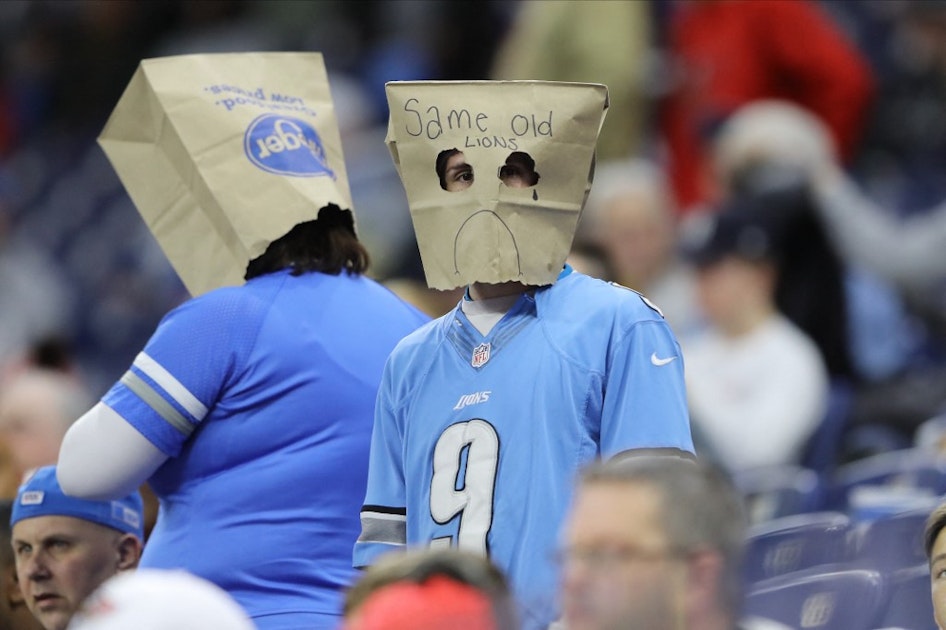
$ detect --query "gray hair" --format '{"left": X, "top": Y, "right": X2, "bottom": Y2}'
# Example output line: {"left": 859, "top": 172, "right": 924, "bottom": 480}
{"left": 579, "top": 158, "right": 675, "bottom": 243}
{"left": 580, "top": 456, "right": 748, "bottom": 617}
{"left": 712, "top": 99, "right": 835, "bottom": 187}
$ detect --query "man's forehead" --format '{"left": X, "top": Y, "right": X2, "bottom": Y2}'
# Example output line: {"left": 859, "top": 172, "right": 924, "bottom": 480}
{"left": 572, "top": 481, "right": 666, "bottom": 532}
{"left": 445, "top": 154, "right": 470, "bottom": 168}
{"left": 580, "top": 479, "right": 663, "bottom": 505}
{"left": 440, "top": 148, "right": 529, "bottom": 164}
{"left": 12, "top": 515, "right": 111, "bottom": 540}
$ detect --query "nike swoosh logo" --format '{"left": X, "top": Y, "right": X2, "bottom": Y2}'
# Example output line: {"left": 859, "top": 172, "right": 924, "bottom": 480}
{"left": 650, "top": 352, "right": 677, "bottom": 366}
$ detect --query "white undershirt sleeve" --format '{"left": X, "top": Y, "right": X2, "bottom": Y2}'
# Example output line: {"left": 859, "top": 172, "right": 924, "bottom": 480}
{"left": 57, "top": 402, "right": 169, "bottom": 500}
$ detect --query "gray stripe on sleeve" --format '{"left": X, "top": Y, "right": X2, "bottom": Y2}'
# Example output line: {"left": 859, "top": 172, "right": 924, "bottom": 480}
{"left": 358, "top": 513, "right": 407, "bottom": 545}
{"left": 120, "top": 371, "right": 195, "bottom": 437}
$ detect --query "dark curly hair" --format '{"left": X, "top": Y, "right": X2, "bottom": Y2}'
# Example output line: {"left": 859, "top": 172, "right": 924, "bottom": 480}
{"left": 244, "top": 204, "right": 369, "bottom": 280}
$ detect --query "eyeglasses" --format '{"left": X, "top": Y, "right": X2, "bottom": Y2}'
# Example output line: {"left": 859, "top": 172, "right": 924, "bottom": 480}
{"left": 553, "top": 545, "right": 690, "bottom": 572}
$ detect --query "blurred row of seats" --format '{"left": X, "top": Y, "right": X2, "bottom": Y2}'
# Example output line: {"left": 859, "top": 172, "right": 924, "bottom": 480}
{"left": 744, "top": 508, "right": 928, "bottom": 583}
{"left": 745, "top": 563, "right": 932, "bottom": 630}
{"left": 735, "top": 446, "right": 946, "bottom": 526}
{"left": 743, "top": 508, "right": 935, "bottom": 629}
{"left": 737, "top": 448, "right": 945, "bottom": 630}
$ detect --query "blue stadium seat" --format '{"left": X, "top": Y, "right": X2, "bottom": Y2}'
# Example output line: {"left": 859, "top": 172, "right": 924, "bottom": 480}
{"left": 744, "top": 567, "right": 888, "bottom": 630}
{"left": 851, "top": 507, "right": 930, "bottom": 573}
{"left": 875, "top": 564, "right": 936, "bottom": 630}
{"left": 823, "top": 447, "right": 946, "bottom": 513}
{"left": 801, "top": 379, "right": 854, "bottom": 476}
{"left": 744, "top": 511, "right": 853, "bottom": 584}
{"left": 734, "top": 464, "right": 825, "bottom": 524}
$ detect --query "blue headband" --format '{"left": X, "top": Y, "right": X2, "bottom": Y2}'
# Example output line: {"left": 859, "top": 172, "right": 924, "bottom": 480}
{"left": 11, "top": 466, "right": 144, "bottom": 540}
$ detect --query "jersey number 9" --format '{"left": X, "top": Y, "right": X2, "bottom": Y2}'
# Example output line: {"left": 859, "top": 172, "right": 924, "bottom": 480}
{"left": 429, "top": 419, "right": 499, "bottom": 555}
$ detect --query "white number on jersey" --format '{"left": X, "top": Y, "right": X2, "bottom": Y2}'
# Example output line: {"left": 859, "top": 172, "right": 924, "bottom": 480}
{"left": 429, "top": 419, "right": 499, "bottom": 555}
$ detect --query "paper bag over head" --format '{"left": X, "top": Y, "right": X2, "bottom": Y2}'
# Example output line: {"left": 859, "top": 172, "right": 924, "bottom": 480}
{"left": 386, "top": 81, "right": 608, "bottom": 290}
{"left": 98, "top": 52, "right": 352, "bottom": 296}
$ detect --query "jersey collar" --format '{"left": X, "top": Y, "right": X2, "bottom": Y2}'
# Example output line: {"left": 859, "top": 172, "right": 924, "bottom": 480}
{"left": 445, "top": 265, "right": 574, "bottom": 369}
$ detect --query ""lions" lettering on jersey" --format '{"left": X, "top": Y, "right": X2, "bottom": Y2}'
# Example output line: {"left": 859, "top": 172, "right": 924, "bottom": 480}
{"left": 453, "top": 391, "right": 491, "bottom": 410}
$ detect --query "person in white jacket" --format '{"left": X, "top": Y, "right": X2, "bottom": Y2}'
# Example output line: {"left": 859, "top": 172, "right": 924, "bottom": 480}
{"left": 680, "top": 202, "right": 829, "bottom": 473}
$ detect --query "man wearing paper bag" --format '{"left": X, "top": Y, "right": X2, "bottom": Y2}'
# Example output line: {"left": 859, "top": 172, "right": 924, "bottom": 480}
{"left": 55, "top": 53, "right": 429, "bottom": 629}
{"left": 354, "top": 81, "right": 694, "bottom": 629}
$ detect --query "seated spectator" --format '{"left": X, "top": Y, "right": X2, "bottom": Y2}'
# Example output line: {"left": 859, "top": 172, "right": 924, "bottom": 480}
{"left": 343, "top": 548, "right": 518, "bottom": 630}
{"left": 68, "top": 569, "right": 254, "bottom": 630}
{"left": 559, "top": 456, "right": 790, "bottom": 630}
{"left": 714, "top": 99, "right": 946, "bottom": 442}
{"left": 10, "top": 467, "right": 143, "bottom": 630}
{"left": 680, "top": 203, "right": 829, "bottom": 472}
{"left": 714, "top": 101, "right": 900, "bottom": 382}
{"left": 0, "top": 500, "right": 43, "bottom": 630}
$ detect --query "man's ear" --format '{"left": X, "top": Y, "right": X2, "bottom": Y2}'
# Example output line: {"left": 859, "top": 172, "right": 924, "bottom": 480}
{"left": 4, "top": 563, "right": 25, "bottom": 608}
{"left": 685, "top": 548, "right": 725, "bottom": 615}
{"left": 115, "top": 534, "right": 142, "bottom": 571}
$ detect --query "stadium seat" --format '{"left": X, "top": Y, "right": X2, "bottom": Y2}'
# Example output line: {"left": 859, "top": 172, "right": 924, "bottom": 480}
{"left": 801, "top": 379, "right": 854, "bottom": 476}
{"left": 734, "top": 464, "right": 824, "bottom": 524}
{"left": 850, "top": 507, "right": 930, "bottom": 572}
{"left": 744, "top": 567, "right": 887, "bottom": 630}
{"left": 823, "top": 447, "right": 946, "bottom": 513}
{"left": 744, "top": 511, "right": 853, "bottom": 584}
{"left": 875, "top": 563, "right": 936, "bottom": 630}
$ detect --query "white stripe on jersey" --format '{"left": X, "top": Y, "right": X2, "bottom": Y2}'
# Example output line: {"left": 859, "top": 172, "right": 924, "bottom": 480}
{"left": 360, "top": 511, "right": 407, "bottom": 522}
{"left": 133, "top": 352, "right": 209, "bottom": 420}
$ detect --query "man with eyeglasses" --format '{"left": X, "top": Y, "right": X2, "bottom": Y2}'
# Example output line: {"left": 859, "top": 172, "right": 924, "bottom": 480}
{"left": 559, "top": 457, "right": 788, "bottom": 630}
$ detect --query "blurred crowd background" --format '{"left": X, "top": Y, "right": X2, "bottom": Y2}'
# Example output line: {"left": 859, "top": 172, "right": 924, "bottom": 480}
{"left": 1, "top": 0, "right": 946, "bottom": 484}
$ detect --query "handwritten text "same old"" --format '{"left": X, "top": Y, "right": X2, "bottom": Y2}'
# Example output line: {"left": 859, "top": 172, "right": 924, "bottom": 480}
{"left": 403, "top": 98, "right": 553, "bottom": 145}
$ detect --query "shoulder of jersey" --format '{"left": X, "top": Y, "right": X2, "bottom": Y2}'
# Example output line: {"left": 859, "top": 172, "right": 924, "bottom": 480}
{"left": 605, "top": 281, "right": 665, "bottom": 318}
{"left": 552, "top": 274, "right": 665, "bottom": 321}
{"left": 175, "top": 281, "right": 290, "bottom": 333}
{"left": 389, "top": 313, "right": 447, "bottom": 354}
{"left": 182, "top": 283, "right": 261, "bottom": 312}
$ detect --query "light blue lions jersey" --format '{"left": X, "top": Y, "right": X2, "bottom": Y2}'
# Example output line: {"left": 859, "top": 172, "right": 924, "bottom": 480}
{"left": 354, "top": 267, "right": 693, "bottom": 630}
{"left": 103, "top": 269, "right": 428, "bottom": 629}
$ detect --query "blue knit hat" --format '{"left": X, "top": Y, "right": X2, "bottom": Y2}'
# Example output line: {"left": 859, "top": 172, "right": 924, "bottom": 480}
{"left": 11, "top": 466, "right": 144, "bottom": 540}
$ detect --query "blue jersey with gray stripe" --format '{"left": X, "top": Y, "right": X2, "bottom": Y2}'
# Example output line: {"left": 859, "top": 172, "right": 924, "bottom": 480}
{"left": 354, "top": 267, "right": 694, "bottom": 630}
{"left": 103, "top": 268, "right": 428, "bottom": 628}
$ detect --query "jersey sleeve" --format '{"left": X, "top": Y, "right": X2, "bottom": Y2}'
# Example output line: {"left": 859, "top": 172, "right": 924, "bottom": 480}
{"left": 600, "top": 318, "right": 695, "bottom": 458}
{"left": 353, "top": 361, "right": 408, "bottom": 568}
{"left": 101, "top": 289, "right": 260, "bottom": 457}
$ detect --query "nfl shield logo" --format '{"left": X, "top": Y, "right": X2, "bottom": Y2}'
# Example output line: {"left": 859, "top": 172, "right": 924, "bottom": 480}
{"left": 471, "top": 342, "right": 491, "bottom": 368}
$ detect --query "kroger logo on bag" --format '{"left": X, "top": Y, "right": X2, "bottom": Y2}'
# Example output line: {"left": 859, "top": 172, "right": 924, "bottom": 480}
{"left": 244, "top": 114, "right": 334, "bottom": 178}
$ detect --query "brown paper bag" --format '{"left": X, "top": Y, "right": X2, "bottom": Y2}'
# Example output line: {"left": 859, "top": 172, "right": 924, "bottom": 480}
{"left": 385, "top": 81, "right": 608, "bottom": 290}
{"left": 99, "top": 52, "right": 352, "bottom": 296}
